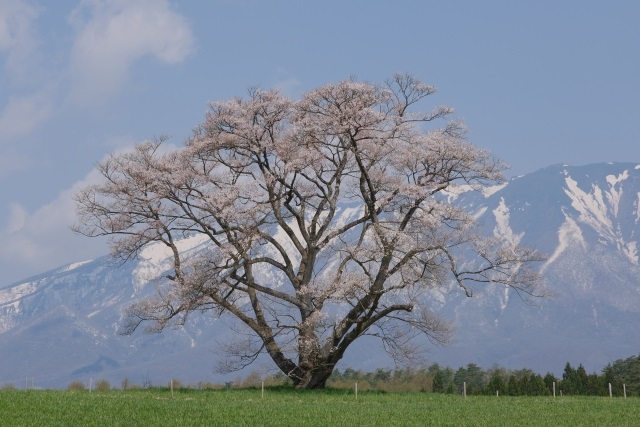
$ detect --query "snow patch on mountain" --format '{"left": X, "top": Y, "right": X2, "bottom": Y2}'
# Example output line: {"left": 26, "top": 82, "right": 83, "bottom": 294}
{"left": 0, "top": 280, "right": 39, "bottom": 306}
{"left": 606, "top": 170, "right": 629, "bottom": 187}
{"left": 605, "top": 170, "right": 628, "bottom": 217}
{"left": 0, "top": 301, "right": 20, "bottom": 333}
{"left": 623, "top": 242, "right": 638, "bottom": 265}
{"left": 564, "top": 177, "right": 614, "bottom": 241}
{"left": 270, "top": 223, "right": 302, "bottom": 268}
{"left": 441, "top": 184, "right": 474, "bottom": 203}
{"left": 440, "top": 182, "right": 504, "bottom": 203}
{"left": 498, "top": 285, "right": 509, "bottom": 311}
{"left": 483, "top": 183, "right": 507, "bottom": 198}
{"left": 60, "top": 260, "right": 93, "bottom": 273}
{"left": 473, "top": 206, "right": 488, "bottom": 220}
{"left": 133, "top": 234, "right": 210, "bottom": 288}
{"left": 492, "top": 198, "right": 523, "bottom": 245}
{"left": 0, "top": 280, "right": 41, "bottom": 333}
{"left": 541, "top": 212, "right": 585, "bottom": 273}
{"left": 563, "top": 172, "right": 639, "bottom": 264}
{"left": 330, "top": 206, "right": 363, "bottom": 231}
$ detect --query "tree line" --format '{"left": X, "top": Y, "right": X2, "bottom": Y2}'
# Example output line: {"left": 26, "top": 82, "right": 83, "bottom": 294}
{"left": 40, "top": 354, "right": 638, "bottom": 392}
{"left": 311, "top": 354, "right": 640, "bottom": 396}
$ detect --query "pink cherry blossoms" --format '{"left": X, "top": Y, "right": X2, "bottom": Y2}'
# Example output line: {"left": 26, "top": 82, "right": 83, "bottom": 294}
{"left": 74, "top": 74, "right": 545, "bottom": 389}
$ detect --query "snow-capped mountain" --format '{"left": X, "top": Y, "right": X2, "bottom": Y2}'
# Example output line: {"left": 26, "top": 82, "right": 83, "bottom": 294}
{"left": 1, "top": 162, "right": 639, "bottom": 388}
{"left": 427, "top": 162, "right": 640, "bottom": 373}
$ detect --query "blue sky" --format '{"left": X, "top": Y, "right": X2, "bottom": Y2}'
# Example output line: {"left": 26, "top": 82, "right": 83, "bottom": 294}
{"left": 1, "top": 0, "right": 638, "bottom": 286}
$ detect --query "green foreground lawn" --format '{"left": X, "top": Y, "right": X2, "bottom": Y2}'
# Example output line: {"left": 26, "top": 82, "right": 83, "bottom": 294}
{"left": 1, "top": 388, "right": 638, "bottom": 426}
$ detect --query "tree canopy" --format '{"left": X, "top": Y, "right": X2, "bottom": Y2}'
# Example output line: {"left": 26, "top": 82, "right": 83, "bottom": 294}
{"left": 74, "top": 74, "right": 545, "bottom": 389}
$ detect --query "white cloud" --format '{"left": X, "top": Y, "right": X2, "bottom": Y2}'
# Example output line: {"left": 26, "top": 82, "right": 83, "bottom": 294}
{"left": 272, "top": 68, "right": 302, "bottom": 97}
{"left": 0, "top": 1, "right": 52, "bottom": 145}
{"left": 0, "top": 138, "right": 181, "bottom": 285}
{"left": 0, "top": 167, "right": 108, "bottom": 285}
{"left": 5, "top": 202, "right": 27, "bottom": 234}
{"left": 0, "top": 92, "right": 52, "bottom": 145}
{"left": 274, "top": 77, "right": 301, "bottom": 97}
{"left": 0, "top": 0, "right": 40, "bottom": 77}
{"left": 68, "top": 0, "right": 195, "bottom": 103}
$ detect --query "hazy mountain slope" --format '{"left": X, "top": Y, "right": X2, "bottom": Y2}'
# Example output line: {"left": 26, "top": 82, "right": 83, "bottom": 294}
{"left": 426, "top": 162, "right": 640, "bottom": 372}
{"left": 1, "top": 162, "right": 639, "bottom": 388}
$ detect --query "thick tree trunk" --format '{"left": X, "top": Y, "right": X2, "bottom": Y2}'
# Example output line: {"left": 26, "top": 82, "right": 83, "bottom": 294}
{"left": 287, "top": 357, "right": 337, "bottom": 389}
{"left": 293, "top": 368, "right": 334, "bottom": 389}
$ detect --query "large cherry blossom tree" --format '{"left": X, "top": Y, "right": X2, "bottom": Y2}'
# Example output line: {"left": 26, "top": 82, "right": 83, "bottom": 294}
{"left": 74, "top": 74, "right": 545, "bottom": 389}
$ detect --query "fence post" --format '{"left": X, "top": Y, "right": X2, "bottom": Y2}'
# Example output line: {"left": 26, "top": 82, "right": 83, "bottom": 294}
{"left": 552, "top": 382, "right": 556, "bottom": 398}
{"left": 463, "top": 382, "right": 467, "bottom": 398}
{"left": 623, "top": 384, "right": 627, "bottom": 399}
{"left": 609, "top": 383, "right": 612, "bottom": 398}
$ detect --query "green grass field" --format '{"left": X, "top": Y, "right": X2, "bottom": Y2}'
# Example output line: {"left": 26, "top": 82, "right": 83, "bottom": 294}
{"left": 1, "top": 388, "right": 638, "bottom": 426}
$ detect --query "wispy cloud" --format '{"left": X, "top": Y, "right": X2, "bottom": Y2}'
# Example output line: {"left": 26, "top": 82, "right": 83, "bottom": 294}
{"left": 0, "top": 167, "right": 107, "bottom": 284}
{"left": 0, "top": 92, "right": 52, "bottom": 145}
{"left": 68, "top": 0, "right": 196, "bottom": 104}
{"left": 0, "top": 136, "right": 182, "bottom": 284}
{"left": 0, "top": 0, "right": 40, "bottom": 80}
{"left": 271, "top": 68, "right": 302, "bottom": 97}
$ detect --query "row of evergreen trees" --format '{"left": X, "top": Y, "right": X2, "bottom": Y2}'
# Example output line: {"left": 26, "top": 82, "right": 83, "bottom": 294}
{"left": 323, "top": 354, "right": 640, "bottom": 396}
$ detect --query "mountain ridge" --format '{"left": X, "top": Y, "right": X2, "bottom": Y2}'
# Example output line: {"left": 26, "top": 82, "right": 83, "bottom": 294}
{"left": 1, "top": 161, "right": 639, "bottom": 388}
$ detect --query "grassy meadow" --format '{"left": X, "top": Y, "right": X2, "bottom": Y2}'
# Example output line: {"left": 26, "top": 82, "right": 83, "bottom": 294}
{"left": 1, "top": 387, "right": 638, "bottom": 426}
